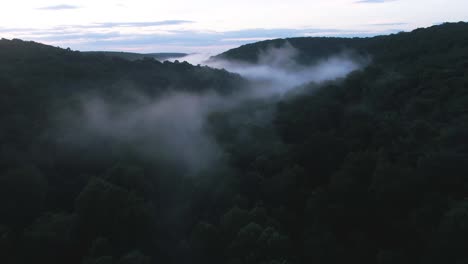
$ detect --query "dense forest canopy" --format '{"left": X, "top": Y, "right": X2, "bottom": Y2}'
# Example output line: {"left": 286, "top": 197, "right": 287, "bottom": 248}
{"left": 1, "top": 22, "right": 468, "bottom": 264}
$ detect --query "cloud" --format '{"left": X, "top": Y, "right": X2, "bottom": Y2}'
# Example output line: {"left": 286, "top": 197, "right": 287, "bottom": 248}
{"left": 368, "top": 22, "right": 408, "bottom": 26}
{"left": 0, "top": 27, "right": 36, "bottom": 33}
{"left": 355, "top": 0, "right": 397, "bottom": 3}
{"left": 97, "top": 20, "right": 193, "bottom": 28}
{"left": 222, "top": 28, "right": 344, "bottom": 39}
{"left": 36, "top": 4, "right": 81, "bottom": 10}
{"left": 48, "top": 20, "right": 193, "bottom": 30}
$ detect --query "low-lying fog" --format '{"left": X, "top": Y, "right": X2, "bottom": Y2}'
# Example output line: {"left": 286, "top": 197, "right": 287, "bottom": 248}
{"left": 56, "top": 44, "right": 368, "bottom": 174}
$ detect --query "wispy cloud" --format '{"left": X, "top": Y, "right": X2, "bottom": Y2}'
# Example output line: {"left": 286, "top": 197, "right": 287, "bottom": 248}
{"left": 98, "top": 20, "right": 193, "bottom": 28}
{"left": 48, "top": 20, "right": 193, "bottom": 31}
{"left": 0, "top": 27, "right": 36, "bottom": 33}
{"left": 368, "top": 22, "right": 408, "bottom": 26}
{"left": 36, "top": 4, "right": 81, "bottom": 10}
{"left": 355, "top": 0, "right": 396, "bottom": 3}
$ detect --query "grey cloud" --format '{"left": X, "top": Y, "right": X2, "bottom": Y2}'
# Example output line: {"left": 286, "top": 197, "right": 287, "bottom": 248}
{"left": 355, "top": 0, "right": 396, "bottom": 3}
{"left": 368, "top": 22, "right": 408, "bottom": 26}
{"left": 0, "top": 27, "right": 37, "bottom": 33}
{"left": 221, "top": 28, "right": 344, "bottom": 39}
{"left": 36, "top": 4, "right": 81, "bottom": 10}
{"left": 97, "top": 20, "right": 193, "bottom": 28}
{"left": 37, "top": 32, "right": 123, "bottom": 42}
{"left": 49, "top": 20, "right": 193, "bottom": 31}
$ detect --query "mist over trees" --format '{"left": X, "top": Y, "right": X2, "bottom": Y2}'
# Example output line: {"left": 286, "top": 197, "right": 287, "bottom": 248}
{"left": 1, "top": 21, "right": 468, "bottom": 264}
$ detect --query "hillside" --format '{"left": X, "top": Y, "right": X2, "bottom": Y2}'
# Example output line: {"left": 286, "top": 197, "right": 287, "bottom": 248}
{"left": 215, "top": 22, "right": 468, "bottom": 67}
{"left": 0, "top": 39, "right": 242, "bottom": 97}
{"left": 209, "top": 22, "right": 468, "bottom": 264}
{"left": 0, "top": 38, "right": 245, "bottom": 166}
{"left": 0, "top": 38, "right": 247, "bottom": 264}
{"left": 83, "top": 51, "right": 188, "bottom": 61}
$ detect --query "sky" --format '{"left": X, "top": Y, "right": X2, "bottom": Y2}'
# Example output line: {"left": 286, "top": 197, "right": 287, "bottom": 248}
{"left": 0, "top": 0, "right": 467, "bottom": 53}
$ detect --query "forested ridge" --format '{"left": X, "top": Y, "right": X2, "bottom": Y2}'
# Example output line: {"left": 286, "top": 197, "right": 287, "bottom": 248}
{"left": 82, "top": 52, "right": 188, "bottom": 62}
{"left": 1, "top": 22, "right": 468, "bottom": 264}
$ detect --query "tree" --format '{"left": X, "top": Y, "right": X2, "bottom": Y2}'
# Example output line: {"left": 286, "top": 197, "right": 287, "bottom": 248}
{"left": 75, "top": 178, "right": 155, "bottom": 256}
{"left": 0, "top": 167, "right": 47, "bottom": 229}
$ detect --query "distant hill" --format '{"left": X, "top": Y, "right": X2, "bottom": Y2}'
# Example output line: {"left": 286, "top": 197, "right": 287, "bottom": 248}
{"left": 0, "top": 38, "right": 242, "bottom": 97}
{"left": 214, "top": 22, "right": 468, "bottom": 66}
{"left": 83, "top": 51, "right": 188, "bottom": 61}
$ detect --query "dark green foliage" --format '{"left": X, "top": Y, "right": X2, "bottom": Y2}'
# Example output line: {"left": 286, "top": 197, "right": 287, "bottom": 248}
{"left": 22, "top": 213, "right": 75, "bottom": 263}
{"left": 212, "top": 22, "right": 468, "bottom": 264}
{"left": 0, "top": 38, "right": 246, "bottom": 264}
{"left": 0, "top": 167, "right": 47, "bottom": 229}
{"left": 75, "top": 178, "right": 156, "bottom": 255}
{"left": 1, "top": 22, "right": 468, "bottom": 264}
{"left": 118, "top": 251, "right": 151, "bottom": 264}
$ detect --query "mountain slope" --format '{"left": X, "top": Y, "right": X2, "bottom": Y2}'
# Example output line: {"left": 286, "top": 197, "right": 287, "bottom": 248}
{"left": 0, "top": 38, "right": 247, "bottom": 264}
{"left": 0, "top": 38, "right": 245, "bottom": 159}
{"left": 205, "top": 22, "right": 468, "bottom": 264}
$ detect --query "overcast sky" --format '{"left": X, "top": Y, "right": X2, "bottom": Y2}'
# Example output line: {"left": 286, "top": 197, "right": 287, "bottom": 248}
{"left": 1, "top": 0, "right": 467, "bottom": 53}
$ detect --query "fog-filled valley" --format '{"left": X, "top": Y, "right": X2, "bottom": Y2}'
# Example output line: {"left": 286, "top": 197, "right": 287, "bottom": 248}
{"left": 1, "top": 22, "right": 468, "bottom": 264}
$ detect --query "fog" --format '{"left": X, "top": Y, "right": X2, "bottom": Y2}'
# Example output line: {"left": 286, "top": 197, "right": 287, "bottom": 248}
{"left": 174, "top": 43, "right": 365, "bottom": 95}
{"left": 207, "top": 43, "right": 365, "bottom": 94}
{"left": 169, "top": 53, "right": 213, "bottom": 66}
{"left": 56, "top": 44, "right": 367, "bottom": 174}
{"left": 56, "top": 92, "right": 231, "bottom": 174}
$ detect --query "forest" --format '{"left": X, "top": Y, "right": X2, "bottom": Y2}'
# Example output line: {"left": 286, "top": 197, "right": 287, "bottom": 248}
{"left": 1, "top": 22, "right": 468, "bottom": 264}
